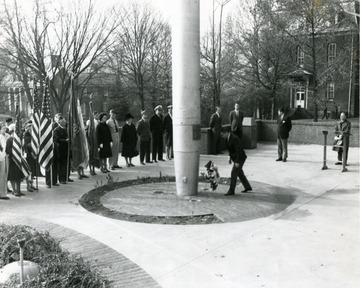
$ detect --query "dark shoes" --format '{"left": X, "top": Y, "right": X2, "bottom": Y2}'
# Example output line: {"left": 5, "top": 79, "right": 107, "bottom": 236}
{"left": 276, "top": 158, "right": 283, "bottom": 161}
{"left": 241, "top": 188, "right": 252, "bottom": 193}
{"left": 60, "top": 181, "right": 67, "bottom": 184}
{"left": 146, "top": 161, "right": 153, "bottom": 164}
{"left": 47, "top": 183, "right": 59, "bottom": 188}
{"left": 282, "top": 159, "right": 287, "bottom": 162}
{"left": 153, "top": 160, "right": 158, "bottom": 163}
{"left": 67, "top": 179, "right": 74, "bottom": 182}
{"left": 224, "top": 191, "right": 235, "bottom": 196}
{"left": 111, "top": 167, "right": 116, "bottom": 170}
{"left": 140, "top": 162, "right": 145, "bottom": 165}
{"left": 114, "top": 165, "right": 122, "bottom": 169}
{"left": 0, "top": 196, "right": 10, "bottom": 200}
{"left": 335, "top": 162, "right": 342, "bottom": 165}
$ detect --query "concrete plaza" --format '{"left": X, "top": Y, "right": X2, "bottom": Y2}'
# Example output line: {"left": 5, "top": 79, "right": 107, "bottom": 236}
{"left": 0, "top": 142, "right": 359, "bottom": 287}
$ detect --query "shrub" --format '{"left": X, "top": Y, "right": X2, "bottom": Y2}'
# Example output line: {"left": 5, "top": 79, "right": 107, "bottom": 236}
{"left": 0, "top": 224, "right": 110, "bottom": 287}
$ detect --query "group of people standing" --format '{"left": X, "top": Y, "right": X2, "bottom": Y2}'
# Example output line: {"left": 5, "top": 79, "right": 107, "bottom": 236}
{"left": 0, "top": 104, "right": 174, "bottom": 198}
{"left": 93, "top": 104, "right": 173, "bottom": 174}
{"left": 1, "top": 100, "right": 352, "bottom": 199}
{"left": 0, "top": 118, "right": 38, "bottom": 199}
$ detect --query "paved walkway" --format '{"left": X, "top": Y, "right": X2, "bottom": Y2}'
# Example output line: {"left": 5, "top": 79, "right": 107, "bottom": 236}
{"left": 0, "top": 142, "right": 359, "bottom": 287}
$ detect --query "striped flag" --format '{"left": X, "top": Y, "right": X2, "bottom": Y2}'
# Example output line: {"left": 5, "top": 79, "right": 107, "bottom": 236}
{"left": 12, "top": 100, "right": 31, "bottom": 178}
{"left": 38, "top": 79, "right": 53, "bottom": 170}
{"left": 69, "top": 79, "right": 88, "bottom": 169}
{"left": 31, "top": 80, "right": 40, "bottom": 158}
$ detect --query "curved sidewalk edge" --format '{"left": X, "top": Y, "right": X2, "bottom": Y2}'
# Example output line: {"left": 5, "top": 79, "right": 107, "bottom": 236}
{"left": 0, "top": 215, "right": 160, "bottom": 288}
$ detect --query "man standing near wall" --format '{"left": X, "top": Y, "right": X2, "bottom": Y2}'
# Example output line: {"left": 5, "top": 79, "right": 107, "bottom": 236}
{"left": 334, "top": 112, "right": 351, "bottom": 166}
{"left": 229, "top": 102, "right": 244, "bottom": 139}
{"left": 276, "top": 107, "right": 292, "bottom": 162}
{"left": 209, "top": 106, "right": 223, "bottom": 155}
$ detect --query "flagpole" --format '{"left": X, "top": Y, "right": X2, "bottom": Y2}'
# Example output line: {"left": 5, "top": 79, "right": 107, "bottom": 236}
{"left": 50, "top": 118, "right": 54, "bottom": 189}
{"left": 31, "top": 80, "right": 40, "bottom": 192}
{"left": 67, "top": 76, "right": 74, "bottom": 182}
{"left": 35, "top": 156, "right": 39, "bottom": 191}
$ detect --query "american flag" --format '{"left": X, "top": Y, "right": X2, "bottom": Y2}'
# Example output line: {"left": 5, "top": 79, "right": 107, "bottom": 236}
{"left": 12, "top": 99, "right": 31, "bottom": 178}
{"left": 38, "top": 79, "right": 53, "bottom": 170}
{"left": 31, "top": 80, "right": 40, "bottom": 157}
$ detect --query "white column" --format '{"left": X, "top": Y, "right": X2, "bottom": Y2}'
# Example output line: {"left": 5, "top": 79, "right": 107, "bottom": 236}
{"left": 172, "top": 0, "right": 200, "bottom": 196}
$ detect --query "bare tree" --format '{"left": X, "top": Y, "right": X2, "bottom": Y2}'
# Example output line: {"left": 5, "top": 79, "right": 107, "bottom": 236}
{"left": 201, "top": 0, "right": 232, "bottom": 109}
{"left": 227, "top": 0, "right": 293, "bottom": 119}
{"left": 0, "top": 0, "right": 122, "bottom": 114}
{"left": 114, "top": 3, "right": 169, "bottom": 111}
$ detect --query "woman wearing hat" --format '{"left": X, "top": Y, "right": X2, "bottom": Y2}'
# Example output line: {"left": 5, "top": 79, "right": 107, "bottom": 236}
{"left": 96, "top": 113, "right": 113, "bottom": 173}
{"left": 121, "top": 113, "right": 138, "bottom": 167}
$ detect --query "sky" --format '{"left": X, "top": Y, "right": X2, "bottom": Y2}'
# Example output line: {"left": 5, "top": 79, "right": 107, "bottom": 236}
{"left": 10, "top": 0, "right": 241, "bottom": 32}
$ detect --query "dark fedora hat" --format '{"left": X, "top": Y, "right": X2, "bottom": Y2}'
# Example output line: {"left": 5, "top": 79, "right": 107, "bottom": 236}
{"left": 125, "top": 113, "right": 134, "bottom": 120}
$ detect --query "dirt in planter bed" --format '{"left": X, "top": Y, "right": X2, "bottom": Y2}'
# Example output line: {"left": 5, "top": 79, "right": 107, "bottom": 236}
{"left": 79, "top": 176, "right": 225, "bottom": 225}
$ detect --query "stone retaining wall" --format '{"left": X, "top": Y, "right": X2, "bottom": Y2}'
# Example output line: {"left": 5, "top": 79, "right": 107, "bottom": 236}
{"left": 256, "top": 119, "right": 359, "bottom": 147}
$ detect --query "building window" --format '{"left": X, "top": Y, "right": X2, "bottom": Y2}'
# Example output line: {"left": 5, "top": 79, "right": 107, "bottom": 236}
{"left": 328, "top": 43, "right": 336, "bottom": 64}
{"left": 297, "top": 46, "right": 304, "bottom": 67}
{"left": 327, "top": 82, "right": 335, "bottom": 100}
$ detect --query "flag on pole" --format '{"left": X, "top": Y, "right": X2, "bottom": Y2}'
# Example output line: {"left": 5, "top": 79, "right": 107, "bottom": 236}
{"left": 12, "top": 97, "right": 31, "bottom": 178}
{"left": 88, "top": 100, "right": 100, "bottom": 168}
{"left": 38, "top": 79, "right": 53, "bottom": 170}
{"left": 69, "top": 78, "right": 88, "bottom": 169}
{"left": 31, "top": 80, "right": 40, "bottom": 158}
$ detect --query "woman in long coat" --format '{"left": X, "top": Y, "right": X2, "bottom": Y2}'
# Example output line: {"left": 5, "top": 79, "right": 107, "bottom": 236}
{"left": 96, "top": 113, "right": 112, "bottom": 173}
{"left": 6, "top": 135, "right": 24, "bottom": 197}
{"left": 121, "top": 113, "right": 138, "bottom": 167}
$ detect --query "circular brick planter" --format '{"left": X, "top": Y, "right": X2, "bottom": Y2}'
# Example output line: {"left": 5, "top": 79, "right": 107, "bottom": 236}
{"left": 79, "top": 176, "right": 296, "bottom": 225}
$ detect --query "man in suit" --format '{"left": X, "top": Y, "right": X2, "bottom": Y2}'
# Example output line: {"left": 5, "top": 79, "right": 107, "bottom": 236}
{"left": 45, "top": 113, "right": 62, "bottom": 187}
{"left": 276, "top": 107, "right": 292, "bottom": 162}
{"left": 54, "top": 116, "right": 73, "bottom": 184}
{"left": 229, "top": 102, "right": 244, "bottom": 139}
{"left": 220, "top": 128, "right": 252, "bottom": 196}
{"left": 163, "top": 105, "right": 173, "bottom": 160}
{"left": 150, "top": 105, "right": 164, "bottom": 162}
{"left": 137, "top": 110, "right": 152, "bottom": 165}
{"left": 106, "top": 110, "right": 121, "bottom": 170}
{"left": 209, "top": 106, "right": 223, "bottom": 155}
{"left": 334, "top": 112, "right": 351, "bottom": 166}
